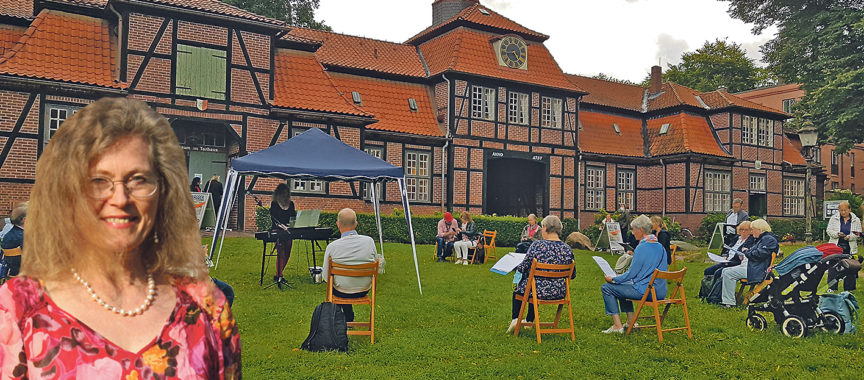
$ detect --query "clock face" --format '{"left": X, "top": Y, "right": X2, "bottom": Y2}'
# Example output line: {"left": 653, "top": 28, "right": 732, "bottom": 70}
{"left": 498, "top": 36, "right": 527, "bottom": 69}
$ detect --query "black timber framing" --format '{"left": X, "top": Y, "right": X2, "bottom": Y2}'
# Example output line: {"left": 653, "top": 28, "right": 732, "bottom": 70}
{"left": 234, "top": 30, "right": 269, "bottom": 106}
{"left": 0, "top": 93, "right": 37, "bottom": 168}
{"left": 129, "top": 18, "right": 171, "bottom": 90}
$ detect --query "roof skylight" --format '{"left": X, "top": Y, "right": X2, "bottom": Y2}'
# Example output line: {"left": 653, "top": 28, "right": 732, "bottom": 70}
{"left": 659, "top": 123, "right": 670, "bottom": 135}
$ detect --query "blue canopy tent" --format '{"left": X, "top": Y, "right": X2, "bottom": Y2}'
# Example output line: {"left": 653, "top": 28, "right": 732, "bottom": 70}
{"left": 208, "top": 128, "right": 423, "bottom": 293}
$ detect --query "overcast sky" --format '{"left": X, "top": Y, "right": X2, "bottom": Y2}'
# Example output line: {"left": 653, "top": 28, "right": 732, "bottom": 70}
{"left": 316, "top": 0, "right": 777, "bottom": 83}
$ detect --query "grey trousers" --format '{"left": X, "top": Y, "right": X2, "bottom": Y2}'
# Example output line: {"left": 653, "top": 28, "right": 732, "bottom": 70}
{"left": 720, "top": 265, "right": 747, "bottom": 306}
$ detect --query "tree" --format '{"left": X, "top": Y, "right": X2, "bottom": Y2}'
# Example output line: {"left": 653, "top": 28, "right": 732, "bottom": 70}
{"left": 591, "top": 73, "right": 637, "bottom": 85}
{"left": 644, "top": 39, "right": 771, "bottom": 93}
{"left": 224, "top": 0, "right": 331, "bottom": 30}
{"left": 723, "top": 0, "right": 864, "bottom": 152}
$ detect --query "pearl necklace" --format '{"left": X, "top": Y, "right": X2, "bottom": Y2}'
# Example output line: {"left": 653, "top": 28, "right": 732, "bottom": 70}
{"left": 71, "top": 268, "right": 156, "bottom": 317}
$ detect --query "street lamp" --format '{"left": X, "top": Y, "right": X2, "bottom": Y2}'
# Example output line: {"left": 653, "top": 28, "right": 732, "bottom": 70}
{"left": 798, "top": 121, "right": 818, "bottom": 243}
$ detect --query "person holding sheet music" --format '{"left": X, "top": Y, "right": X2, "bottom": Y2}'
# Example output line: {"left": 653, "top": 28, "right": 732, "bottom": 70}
{"left": 718, "top": 218, "right": 777, "bottom": 308}
{"left": 270, "top": 183, "right": 296, "bottom": 287}
{"left": 704, "top": 221, "right": 754, "bottom": 277}
{"left": 600, "top": 215, "right": 668, "bottom": 334}
{"left": 507, "top": 215, "right": 574, "bottom": 333}
{"left": 454, "top": 212, "right": 478, "bottom": 265}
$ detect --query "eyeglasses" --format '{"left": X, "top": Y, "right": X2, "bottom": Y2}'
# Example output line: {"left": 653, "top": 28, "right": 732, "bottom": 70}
{"left": 87, "top": 175, "right": 159, "bottom": 200}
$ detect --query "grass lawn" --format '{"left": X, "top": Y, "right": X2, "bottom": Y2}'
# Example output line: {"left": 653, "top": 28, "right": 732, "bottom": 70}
{"left": 207, "top": 238, "right": 864, "bottom": 378}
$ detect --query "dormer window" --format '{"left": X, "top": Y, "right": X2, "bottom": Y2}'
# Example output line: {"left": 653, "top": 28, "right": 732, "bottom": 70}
{"left": 352, "top": 91, "right": 362, "bottom": 105}
{"left": 659, "top": 123, "right": 670, "bottom": 135}
{"left": 408, "top": 98, "right": 418, "bottom": 112}
{"left": 478, "top": 8, "right": 490, "bottom": 15}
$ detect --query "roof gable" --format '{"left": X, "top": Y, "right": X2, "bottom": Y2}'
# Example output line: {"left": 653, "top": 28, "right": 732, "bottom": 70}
{"left": 419, "top": 28, "right": 582, "bottom": 92}
{"left": 646, "top": 113, "right": 730, "bottom": 157}
{"left": 271, "top": 50, "right": 369, "bottom": 117}
{"left": 407, "top": 4, "right": 547, "bottom": 44}
{"left": 699, "top": 89, "right": 789, "bottom": 118}
{"left": 0, "top": 9, "right": 121, "bottom": 88}
{"left": 579, "top": 111, "right": 644, "bottom": 157}
{"left": 287, "top": 28, "right": 426, "bottom": 78}
{"left": 566, "top": 74, "right": 644, "bottom": 112}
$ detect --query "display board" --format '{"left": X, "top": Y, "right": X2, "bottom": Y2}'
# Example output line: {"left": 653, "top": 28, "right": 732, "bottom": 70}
{"left": 191, "top": 192, "right": 216, "bottom": 229}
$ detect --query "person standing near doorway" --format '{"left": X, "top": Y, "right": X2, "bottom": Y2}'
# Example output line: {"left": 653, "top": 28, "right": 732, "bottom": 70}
{"left": 724, "top": 198, "right": 749, "bottom": 254}
{"left": 205, "top": 175, "right": 223, "bottom": 208}
{"left": 190, "top": 177, "right": 202, "bottom": 192}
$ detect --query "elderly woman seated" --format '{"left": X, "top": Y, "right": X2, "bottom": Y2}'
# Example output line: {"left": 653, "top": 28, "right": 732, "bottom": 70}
{"left": 600, "top": 214, "right": 668, "bottom": 334}
{"left": 718, "top": 218, "right": 778, "bottom": 308}
{"left": 507, "top": 215, "right": 575, "bottom": 333}
{"left": 703, "top": 221, "right": 755, "bottom": 277}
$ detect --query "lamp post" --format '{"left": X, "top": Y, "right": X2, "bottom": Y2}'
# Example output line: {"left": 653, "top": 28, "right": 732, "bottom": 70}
{"left": 798, "top": 121, "right": 818, "bottom": 243}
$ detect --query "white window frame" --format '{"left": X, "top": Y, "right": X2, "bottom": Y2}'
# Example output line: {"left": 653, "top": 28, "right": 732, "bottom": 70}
{"left": 291, "top": 129, "right": 325, "bottom": 194}
{"left": 783, "top": 178, "right": 805, "bottom": 216}
{"left": 585, "top": 166, "right": 605, "bottom": 210}
{"left": 471, "top": 85, "right": 495, "bottom": 121}
{"left": 363, "top": 147, "right": 384, "bottom": 200}
{"left": 541, "top": 96, "right": 562, "bottom": 128}
{"left": 758, "top": 118, "right": 772, "bottom": 147}
{"left": 405, "top": 150, "right": 430, "bottom": 202}
{"left": 704, "top": 171, "right": 731, "bottom": 213}
{"left": 851, "top": 152, "right": 855, "bottom": 178}
{"left": 507, "top": 91, "right": 529, "bottom": 125}
{"left": 44, "top": 104, "right": 80, "bottom": 143}
{"left": 782, "top": 98, "right": 796, "bottom": 113}
{"left": 742, "top": 115, "right": 757, "bottom": 145}
{"left": 749, "top": 174, "right": 766, "bottom": 194}
{"left": 617, "top": 170, "right": 635, "bottom": 211}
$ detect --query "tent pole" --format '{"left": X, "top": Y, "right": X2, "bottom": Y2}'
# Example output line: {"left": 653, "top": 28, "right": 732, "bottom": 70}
{"left": 214, "top": 170, "right": 239, "bottom": 269}
{"left": 371, "top": 180, "right": 385, "bottom": 259}
{"left": 209, "top": 169, "right": 235, "bottom": 261}
{"left": 399, "top": 178, "right": 422, "bottom": 294}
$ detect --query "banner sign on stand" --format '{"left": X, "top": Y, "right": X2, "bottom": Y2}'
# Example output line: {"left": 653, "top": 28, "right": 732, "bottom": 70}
{"left": 192, "top": 192, "right": 216, "bottom": 229}
{"left": 594, "top": 222, "right": 625, "bottom": 253}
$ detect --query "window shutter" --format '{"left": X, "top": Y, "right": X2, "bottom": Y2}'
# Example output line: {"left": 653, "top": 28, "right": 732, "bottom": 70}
{"left": 175, "top": 45, "right": 194, "bottom": 96}
{"left": 208, "top": 48, "right": 227, "bottom": 100}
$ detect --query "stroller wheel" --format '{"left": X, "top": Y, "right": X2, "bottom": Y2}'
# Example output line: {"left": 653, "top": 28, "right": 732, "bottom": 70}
{"left": 746, "top": 314, "right": 767, "bottom": 331}
{"left": 781, "top": 315, "right": 808, "bottom": 338}
{"left": 820, "top": 312, "right": 846, "bottom": 334}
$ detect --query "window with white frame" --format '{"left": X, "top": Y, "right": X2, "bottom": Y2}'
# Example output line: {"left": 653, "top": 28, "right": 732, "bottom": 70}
{"left": 782, "top": 98, "right": 796, "bottom": 113}
{"left": 705, "top": 171, "right": 731, "bottom": 213}
{"left": 758, "top": 118, "right": 772, "bottom": 147}
{"left": 831, "top": 150, "right": 838, "bottom": 174}
{"left": 585, "top": 166, "right": 605, "bottom": 210}
{"left": 742, "top": 115, "right": 757, "bottom": 145}
{"left": 508, "top": 91, "right": 529, "bottom": 125}
{"left": 851, "top": 152, "right": 855, "bottom": 178}
{"left": 541, "top": 96, "right": 562, "bottom": 128}
{"left": 291, "top": 129, "right": 325, "bottom": 193}
{"left": 617, "top": 170, "right": 635, "bottom": 210}
{"left": 471, "top": 85, "right": 495, "bottom": 120}
{"left": 783, "top": 178, "right": 805, "bottom": 216}
{"left": 813, "top": 147, "right": 821, "bottom": 164}
{"left": 749, "top": 174, "right": 766, "bottom": 193}
{"left": 405, "top": 150, "right": 430, "bottom": 202}
{"left": 363, "top": 147, "right": 384, "bottom": 200}
{"left": 743, "top": 115, "right": 772, "bottom": 147}
{"left": 44, "top": 104, "right": 80, "bottom": 143}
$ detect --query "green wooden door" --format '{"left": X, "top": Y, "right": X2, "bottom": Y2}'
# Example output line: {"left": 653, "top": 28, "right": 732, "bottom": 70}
{"left": 188, "top": 151, "right": 227, "bottom": 188}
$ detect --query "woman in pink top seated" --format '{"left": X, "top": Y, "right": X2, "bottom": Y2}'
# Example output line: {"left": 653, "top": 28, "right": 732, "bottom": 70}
{"left": 0, "top": 98, "right": 239, "bottom": 379}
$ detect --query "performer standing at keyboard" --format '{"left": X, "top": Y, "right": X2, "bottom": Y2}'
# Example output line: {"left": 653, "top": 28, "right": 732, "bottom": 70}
{"left": 271, "top": 183, "right": 296, "bottom": 286}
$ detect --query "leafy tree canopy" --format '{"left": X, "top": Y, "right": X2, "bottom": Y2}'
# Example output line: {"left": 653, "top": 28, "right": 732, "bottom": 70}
{"left": 723, "top": 0, "right": 864, "bottom": 152}
{"left": 642, "top": 39, "right": 772, "bottom": 93}
{"left": 224, "top": 0, "right": 331, "bottom": 30}
{"left": 591, "top": 73, "right": 638, "bottom": 86}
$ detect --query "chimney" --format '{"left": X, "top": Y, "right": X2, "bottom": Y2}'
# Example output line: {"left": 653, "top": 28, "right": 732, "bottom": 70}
{"left": 649, "top": 65, "right": 662, "bottom": 94}
{"left": 432, "top": 0, "right": 480, "bottom": 26}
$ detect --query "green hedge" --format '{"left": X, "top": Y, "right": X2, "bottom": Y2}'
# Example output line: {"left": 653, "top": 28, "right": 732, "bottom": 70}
{"left": 697, "top": 212, "right": 825, "bottom": 243}
{"left": 255, "top": 207, "right": 579, "bottom": 247}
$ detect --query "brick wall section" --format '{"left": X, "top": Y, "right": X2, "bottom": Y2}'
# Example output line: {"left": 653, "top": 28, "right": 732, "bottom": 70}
{"left": 238, "top": 31, "right": 270, "bottom": 70}
{"left": 177, "top": 20, "right": 227, "bottom": 46}
{"left": 230, "top": 68, "right": 261, "bottom": 105}
{"left": 0, "top": 91, "right": 35, "bottom": 133}
{"left": 134, "top": 57, "right": 172, "bottom": 94}
{"left": 127, "top": 14, "right": 164, "bottom": 52}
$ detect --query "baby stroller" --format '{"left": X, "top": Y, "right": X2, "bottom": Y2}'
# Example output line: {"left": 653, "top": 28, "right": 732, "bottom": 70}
{"left": 745, "top": 246, "right": 857, "bottom": 338}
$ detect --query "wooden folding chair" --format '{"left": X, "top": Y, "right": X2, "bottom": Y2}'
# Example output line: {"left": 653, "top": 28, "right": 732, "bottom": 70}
{"left": 480, "top": 230, "right": 498, "bottom": 263}
{"left": 625, "top": 268, "right": 692, "bottom": 342}
{"left": 736, "top": 252, "right": 776, "bottom": 305}
{"left": 325, "top": 258, "right": 379, "bottom": 344}
{"left": 669, "top": 244, "right": 679, "bottom": 271}
{"left": 432, "top": 241, "right": 455, "bottom": 262}
{"left": 513, "top": 259, "right": 575, "bottom": 343}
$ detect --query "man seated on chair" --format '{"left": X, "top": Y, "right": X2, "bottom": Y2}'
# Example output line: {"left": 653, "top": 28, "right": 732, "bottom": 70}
{"left": 507, "top": 215, "right": 575, "bottom": 333}
{"left": 322, "top": 208, "right": 377, "bottom": 322}
{"left": 718, "top": 218, "right": 777, "bottom": 308}
{"left": 600, "top": 214, "right": 668, "bottom": 334}
{"left": 436, "top": 212, "right": 460, "bottom": 262}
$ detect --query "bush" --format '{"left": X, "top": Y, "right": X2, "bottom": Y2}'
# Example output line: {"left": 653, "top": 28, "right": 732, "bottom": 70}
{"left": 698, "top": 213, "right": 728, "bottom": 243}
{"left": 827, "top": 190, "right": 864, "bottom": 216}
{"left": 254, "top": 207, "right": 578, "bottom": 246}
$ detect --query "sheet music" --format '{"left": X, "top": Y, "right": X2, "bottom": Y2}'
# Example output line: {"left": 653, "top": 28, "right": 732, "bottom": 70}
{"left": 490, "top": 252, "right": 526, "bottom": 275}
{"left": 708, "top": 252, "right": 730, "bottom": 263}
{"left": 592, "top": 256, "right": 616, "bottom": 277}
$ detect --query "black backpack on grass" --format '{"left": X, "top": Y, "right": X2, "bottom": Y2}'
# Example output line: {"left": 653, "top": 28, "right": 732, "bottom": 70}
{"left": 301, "top": 302, "right": 348, "bottom": 352}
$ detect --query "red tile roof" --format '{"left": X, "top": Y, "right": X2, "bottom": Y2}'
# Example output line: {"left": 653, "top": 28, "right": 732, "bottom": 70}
{"left": 699, "top": 89, "right": 789, "bottom": 117}
{"left": 647, "top": 82, "right": 706, "bottom": 112}
{"left": 783, "top": 134, "right": 808, "bottom": 166}
{"left": 646, "top": 113, "right": 730, "bottom": 157}
{"left": 328, "top": 72, "right": 443, "bottom": 137}
{"left": 51, "top": 0, "right": 285, "bottom": 26}
{"left": 566, "top": 74, "right": 644, "bottom": 112}
{"left": 419, "top": 28, "right": 583, "bottom": 92}
{"left": 407, "top": 4, "right": 548, "bottom": 44}
{"left": 579, "top": 111, "right": 645, "bottom": 157}
{"left": 0, "top": 10, "right": 122, "bottom": 88}
{"left": 287, "top": 28, "right": 427, "bottom": 78}
{"left": 0, "top": 0, "right": 33, "bottom": 18}
{"left": 272, "top": 50, "right": 369, "bottom": 117}
{"left": 0, "top": 25, "right": 24, "bottom": 57}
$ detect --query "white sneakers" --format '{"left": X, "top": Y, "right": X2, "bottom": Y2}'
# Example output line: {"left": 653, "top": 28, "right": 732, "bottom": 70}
{"left": 602, "top": 326, "right": 625, "bottom": 334}
{"left": 455, "top": 259, "right": 462, "bottom": 264}
{"left": 463, "top": 261, "right": 469, "bottom": 265}
{"left": 507, "top": 318, "right": 518, "bottom": 333}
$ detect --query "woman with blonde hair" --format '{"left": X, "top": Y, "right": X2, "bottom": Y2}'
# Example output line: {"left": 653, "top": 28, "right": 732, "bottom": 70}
{"left": 270, "top": 182, "right": 296, "bottom": 287}
{"left": 718, "top": 218, "right": 778, "bottom": 308}
{"left": 0, "top": 98, "right": 239, "bottom": 377}
{"left": 453, "top": 212, "right": 477, "bottom": 265}
{"left": 650, "top": 215, "right": 672, "bottom": 264}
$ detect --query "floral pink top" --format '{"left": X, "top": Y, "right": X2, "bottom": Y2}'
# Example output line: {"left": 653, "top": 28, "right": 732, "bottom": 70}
{"left": 0, "top": 276, "right": 240, "bottom": 379}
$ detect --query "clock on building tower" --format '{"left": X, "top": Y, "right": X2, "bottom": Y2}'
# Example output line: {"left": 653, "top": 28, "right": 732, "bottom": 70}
{"left": 496, "top": 35, "right": 527, "bottom": 70}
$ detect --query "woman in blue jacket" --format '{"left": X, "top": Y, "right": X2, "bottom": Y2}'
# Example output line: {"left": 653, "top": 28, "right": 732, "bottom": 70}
{"left": 600, "top": 214, "right": 668, "bottom": 334}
